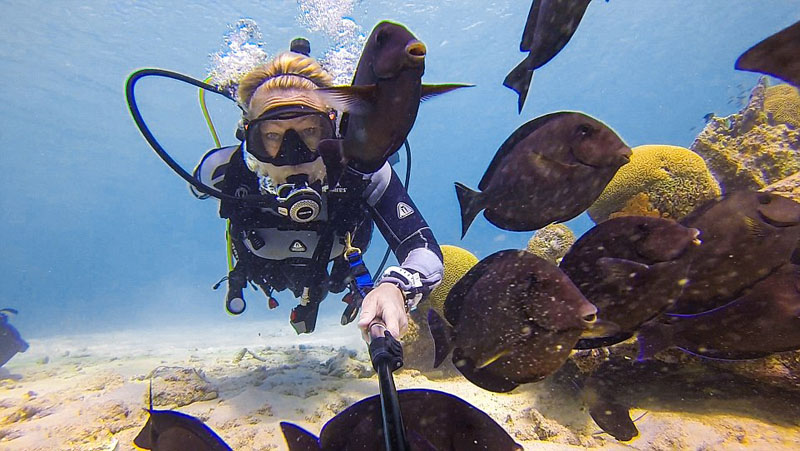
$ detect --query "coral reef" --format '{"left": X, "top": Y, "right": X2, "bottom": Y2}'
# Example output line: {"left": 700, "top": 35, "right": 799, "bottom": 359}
{"left": 422, "top": 245, "right": 479, "bottom": 316}
{"left": 525, "top": 224, "right": 576, "bottom": 264}
{"left": 690, "top": 78, "right": 800, "bottom": 192}
{"left": 145, "top": 367, "right": 218, "bottom": 408}
{"left": 608, "top": 193, "right": 662, "bottom": 219}
{"left": 588, "top": 145, "right": 721, "bottom": 223}
{"left": 763, "top": 171, "right": 800, "bottom": 203}
{"left": 402, "top": 245, "right": 477, "bottom": 374}
{"left": 765, "top": 84, "right": 800, "bottom": 129}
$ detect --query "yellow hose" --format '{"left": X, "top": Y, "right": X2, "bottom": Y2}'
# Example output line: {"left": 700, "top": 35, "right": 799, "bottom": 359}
{"left": 200, "top": 76, "right": 232, "bottom": 271}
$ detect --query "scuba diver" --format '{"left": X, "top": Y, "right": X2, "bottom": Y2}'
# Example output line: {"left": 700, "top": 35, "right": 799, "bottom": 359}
{"left": 191, "top": 40, "right": 443, "bottom": 337}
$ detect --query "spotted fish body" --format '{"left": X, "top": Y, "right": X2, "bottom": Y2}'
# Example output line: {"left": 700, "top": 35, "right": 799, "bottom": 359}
{"left": 456, "top": 111, "right": 631, "bottom": 237}
{"left": 673, "top": 191, "right": 800, "bottom": 314}
{"left": 428, "top": 250, "right": 607, "bottom": 392}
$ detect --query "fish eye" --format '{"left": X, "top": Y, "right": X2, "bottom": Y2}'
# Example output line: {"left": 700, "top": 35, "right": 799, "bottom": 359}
{"left": 757, "top": 193, "right": 772, "bottom": 205}
{"left": 577, "top": 124, "right": 593, "bottom": 138}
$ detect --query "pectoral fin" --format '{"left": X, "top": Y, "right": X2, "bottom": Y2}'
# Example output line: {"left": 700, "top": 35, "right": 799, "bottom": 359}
{"left": 316, "top": 85, "right": 376, "bottom": 114}
{"left": 420, "top": 83, "right": 474, "bottom": 101}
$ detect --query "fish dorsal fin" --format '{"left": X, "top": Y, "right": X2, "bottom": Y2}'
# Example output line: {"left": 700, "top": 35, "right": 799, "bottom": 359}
{"left": 0, "top": 308, "right": 18, "bottom": 318}
{"left": 597, "top": 257, "right": 651, "bottom": 283}
{"left": 316, "top": 85, "right": 376, "bottom": 114}
{"left": 743, "top": 216, "right": 767, "bottom": 238}
{"left": 478, "top": 112, "right": 569, "bottom": 190}
{"left": 420, "top": 83, "right": 473, "bottom": 101}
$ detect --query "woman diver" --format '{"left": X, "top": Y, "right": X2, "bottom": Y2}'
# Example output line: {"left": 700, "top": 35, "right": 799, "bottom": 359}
{"left": 191, "top": 41, "right": 443, "bottom": 338}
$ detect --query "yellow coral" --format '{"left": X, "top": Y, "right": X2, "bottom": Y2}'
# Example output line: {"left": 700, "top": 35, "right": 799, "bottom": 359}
{"left": 588, "top": 145, "right": 721, "bottom": 223}
{"left": 526, "top": 224, "right": 576, "bottom": 264}
{"left": 608, "top": 193, "right": 662, "bottom": 219}
{"left": 424, "top": 245, "right": 479, "bottom": 316}
{"left": 765, "top": 84, "right": 800, "bottom": 129}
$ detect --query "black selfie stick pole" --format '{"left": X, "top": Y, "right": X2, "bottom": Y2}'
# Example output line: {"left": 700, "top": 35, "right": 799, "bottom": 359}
{"left": 369, "top": 322, "right": 409, "bottom": 451}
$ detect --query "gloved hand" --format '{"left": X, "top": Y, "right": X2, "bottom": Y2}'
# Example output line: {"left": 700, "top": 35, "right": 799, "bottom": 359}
{"left": 358, "top": 283, "right": 408, "bottom": 340}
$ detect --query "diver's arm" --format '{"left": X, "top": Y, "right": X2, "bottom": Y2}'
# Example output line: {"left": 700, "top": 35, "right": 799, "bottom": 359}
{"left": 356, "top": 162, "right": 444, "bottom": 309}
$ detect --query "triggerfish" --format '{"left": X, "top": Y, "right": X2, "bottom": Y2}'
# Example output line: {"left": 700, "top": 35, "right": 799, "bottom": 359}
{"left": 456, "top": 111, "right": 630, "bottom": 237}
{"left": 280, "top": 388, "right": 522, "bottom": 450}
{"left": 736, "top": 19, "right": 800, "bottom": 88}
{"left": 638, "top": 263, "right": 800, "bottom": 361}
{"left": 673, "top": 190, "right": 800, "bottom": 314}
{"left": 503, "top": 0, "right": 595, "bottom": 112}
{"left": 559, "top": 216, "right": 700, "bottom": 349}
{"left": 428, "top": 250, "right": 617, "bottom": 393}
{"left": 318, "top": 21, "right": 471, "bottom": 174}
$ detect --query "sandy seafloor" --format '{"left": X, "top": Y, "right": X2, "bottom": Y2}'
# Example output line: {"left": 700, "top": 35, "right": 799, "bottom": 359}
{"left": 2, "top": 317, "right": 799, "bottom": 451}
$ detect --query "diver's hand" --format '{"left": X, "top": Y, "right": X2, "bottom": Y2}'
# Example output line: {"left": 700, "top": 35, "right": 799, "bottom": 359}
{"left": 358, "top": 283, "right": 408, "bottom": 340}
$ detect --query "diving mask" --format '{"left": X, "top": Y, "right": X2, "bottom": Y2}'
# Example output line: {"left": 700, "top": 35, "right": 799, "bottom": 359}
{"left": 245, "top": 106, "right": 335, "bottom": 165}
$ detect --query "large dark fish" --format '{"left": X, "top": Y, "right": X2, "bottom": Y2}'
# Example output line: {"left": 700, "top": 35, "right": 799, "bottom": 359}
{"left": 0, "top": 309, "right": 28, "bottom": 368}
{"left": 280, "top": 389, "right": 522, "bottom": 451}
{"left": 736, "top": 20, "right": 800, "bottom": 88}
{"left": 318, "top": 21, "right": 470, "bottom": 173}
{"left": 428, "top": 250, "right": 615, "bottom": 392}
{"left": 134, "top": 377, "right": 231, "bottom": 451}
{"left": 504, "top": 0, "right": 594, "bottom": 112}
{"left": 456, "top": 112, "right": 630, "bottom": 237}
{"left": 559, "top": 217, "right": 701, "bottom": 349}
{"left": 673, "top": 191, "right": 800, "bottom": 314}
{"left": 638, "top": 263, "right": 800, "bottom": 361}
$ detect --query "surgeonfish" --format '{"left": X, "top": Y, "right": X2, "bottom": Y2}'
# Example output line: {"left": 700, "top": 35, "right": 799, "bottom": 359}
{"left": 559, "top": 216, "right": 700, "bottom": 349}
{"left": 133, "top": 373, "right": 231, "bottom": 451}
{"left": 736, "top": 19, "right": 800, "bottom": 88}
{"left": 503, "top": 0, "right": 595, "bottom": 112}
{"left": 317, "top": 20, "right": 470, "bottom": 174}
{"left": 456, "top": 111, "right": 630, "bottom": 237}
{"left": 428, "top": 250, "right": 616, "bottom": 393}
{"left": 638, "top": 263, "right": 800, "bottom": 361}
{"left": 673, "top": 190, "right": 800, "bottom": 314}
{"left": 280, "top": 388, "right": 522, "bottom": 451}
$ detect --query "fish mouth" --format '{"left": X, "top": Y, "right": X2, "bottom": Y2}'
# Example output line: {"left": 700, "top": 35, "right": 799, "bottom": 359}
{"left": 406, "top": 40, "right": 427, "bottom": 62}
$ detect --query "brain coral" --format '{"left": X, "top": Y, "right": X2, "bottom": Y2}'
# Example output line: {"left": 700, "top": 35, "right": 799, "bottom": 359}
{"left": 765, "top": 84, "right": 800, "bottom": 129}
{"left": 587, "top": 145, "right": 721, "bottom": 223}
{"left": 526, "top": 224, "right": 576, "bottom": 264}
{"left": 423, "top": 245, "right": 479, "bottom": 316}
{"left": 690, "top": 77, "right": 800, "bottom": 192}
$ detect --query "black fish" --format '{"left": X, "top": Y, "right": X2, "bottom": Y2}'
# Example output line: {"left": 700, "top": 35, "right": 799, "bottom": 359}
{"left": 134, "top": 375, "right": 231, "bottom": 451}
{"left": 559, "top": 217, "right": 700, "bottom": 349}
{"left": 736, "top": 19, "right": 800, "bottom": 88}
{"left": 428, "top": 250, "right": 615, "bottom": 392}
{"left": 673, "top": 191, "right": 800, "bottom": 314}
{"left": 281, "top": 388, "right": 522, "bottom": 451}
{"left": 0, "top": 309, "right": 28, "bottom": 368}
{"left": 504, "top": 0, "right": 594, "bottom": 112}
{"left": 318, "top": 21, "right": 470, "bottom": 173}
{"left": 456, "top": 112, "right": 630, "bottom": 237}
{"left": 638, "top": 263, "right": 800, "bottom": 361}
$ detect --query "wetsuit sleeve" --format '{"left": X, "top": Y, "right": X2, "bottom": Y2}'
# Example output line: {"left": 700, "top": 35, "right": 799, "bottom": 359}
{"left": 348, "top": 163, "right": 444, "bottom": 301}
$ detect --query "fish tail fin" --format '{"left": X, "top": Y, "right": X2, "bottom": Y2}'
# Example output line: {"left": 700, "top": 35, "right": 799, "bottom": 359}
{"left": 503, "top": 57, "right": 534, "bottom": 113}
{"left": 636, "top": 321, "right": 673, "bottom": 361}
{"left": 427, "top": 308, "right": 455, "bottom": 368}
{"left": 280, "top": 422, "right": 321, "bottom": 451}
{"left": 454, "top": 182, "right": 485, "bottom": 238}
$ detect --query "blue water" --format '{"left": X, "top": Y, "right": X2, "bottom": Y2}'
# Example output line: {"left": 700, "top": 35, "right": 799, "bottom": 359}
{"left": 1, "top": 0, "right": 798, "bottom": 338}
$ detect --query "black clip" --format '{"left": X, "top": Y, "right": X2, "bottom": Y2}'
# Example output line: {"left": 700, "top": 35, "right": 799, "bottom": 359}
{"left": 369, "top": 330, "right": 404, "bottom": 373}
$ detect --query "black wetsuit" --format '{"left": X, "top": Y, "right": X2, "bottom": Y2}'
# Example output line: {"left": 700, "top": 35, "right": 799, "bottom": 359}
{"left": 193, "top": 144, "right": 443, "bottom": 330}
